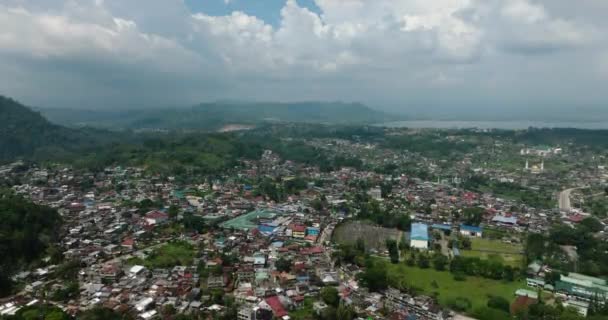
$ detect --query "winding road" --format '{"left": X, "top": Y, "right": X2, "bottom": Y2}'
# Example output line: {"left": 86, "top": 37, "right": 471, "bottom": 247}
{"left": 558, "top": 187, "right": 588, "bottom": 211}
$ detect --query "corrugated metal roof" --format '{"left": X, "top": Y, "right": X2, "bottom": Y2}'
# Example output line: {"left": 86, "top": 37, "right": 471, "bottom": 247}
{"left": 411, "top": 223, "right": 429, "bottom": 241}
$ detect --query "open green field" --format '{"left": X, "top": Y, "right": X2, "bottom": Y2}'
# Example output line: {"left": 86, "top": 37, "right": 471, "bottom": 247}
{"left": 461, "top": 238, "right": 524, "bottom": 267}
{"left": 380, "top": 259, "right": 525, "bottom": 312}
{"left": 128, "top": 241, "right": 195, "bottom": 268}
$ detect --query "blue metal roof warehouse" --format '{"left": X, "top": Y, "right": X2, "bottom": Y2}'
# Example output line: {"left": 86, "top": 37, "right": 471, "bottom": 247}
{"left": 411, "top": 223, "right": 429, "bottom": 241}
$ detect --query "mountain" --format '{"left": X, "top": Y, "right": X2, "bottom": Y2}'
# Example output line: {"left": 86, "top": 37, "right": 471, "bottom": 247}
{"left": 39, "top": 101, "right": 395, "bottom": 130}
{"left": 0, "top": 96, "right": 111, "bottom": 162}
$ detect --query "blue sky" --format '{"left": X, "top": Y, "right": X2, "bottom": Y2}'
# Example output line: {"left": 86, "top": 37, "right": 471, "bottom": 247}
{"left": 184, "top": 0, "right": 321, "bottom": 26}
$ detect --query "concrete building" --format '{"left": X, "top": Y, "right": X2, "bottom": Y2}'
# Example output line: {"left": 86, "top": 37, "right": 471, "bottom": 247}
{"left": 410, "top": 223, "right": 429, "bottom": 250}
{"left": 459, "top": 225, "right": 482, "bottom": 237}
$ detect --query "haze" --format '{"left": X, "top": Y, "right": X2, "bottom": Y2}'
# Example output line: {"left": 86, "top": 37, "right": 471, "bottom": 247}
{"left": 1, "top": 0, "right": 607, "bottom": 119}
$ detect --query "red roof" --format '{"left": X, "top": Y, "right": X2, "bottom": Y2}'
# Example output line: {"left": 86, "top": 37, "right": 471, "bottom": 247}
{"left": 569, "top": 214, "right": 585, "bottom": 223}
{"left": 122, "top": 238, "right": 134, "bottom": 246}
{"left": 301, "top": 246, "right": 324, "bottom": 255}
{"left": 145, "top": 211, "right": 168, "bottom": 219}
{"left": 265, "top": 296, "right": 287, "bottom": 317}
{"left": 511, "top": 296, "right": 537, "bottom": 315}
{"left": 293, "top": 225, "right": 306, "bottom": 232}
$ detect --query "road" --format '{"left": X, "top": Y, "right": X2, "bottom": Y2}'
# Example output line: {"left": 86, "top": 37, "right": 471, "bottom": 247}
{"left": 558, "top": 188, "right": 579, "bottom": 212}
{"left": 317, "top": 222, "right": 336, "bottom": 245}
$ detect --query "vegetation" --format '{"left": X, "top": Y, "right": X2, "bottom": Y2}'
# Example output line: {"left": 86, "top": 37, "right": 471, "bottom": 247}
{"left": 0, "top": 95, "right": 113, "bottom": 162}
{"left": 0, "top": 190, "right": 62, "bottom": 296}
{"left": 461, "top": 238, "right": 524, "bottom": 267}
{"left": 131, "top": 241, "right": 196, "bottom": 269}
{"left": 378, "top": 259, "right": 525, "bottom": 312}
{"left": 525, "top": 223, "right": 608, "bottom": 276}
{"left": 463, "top": 175, "right": 554, "bottom": 209}
{"left": 41, "top": 101, "right": 393, "bottom": 130}
{"left": 4, "top": 305, "right": 70, "bottom": 320}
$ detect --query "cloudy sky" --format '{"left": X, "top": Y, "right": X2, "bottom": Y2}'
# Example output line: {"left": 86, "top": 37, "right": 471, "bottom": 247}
{"left": 1, "top": 0, "right": 607, "bottom": 115}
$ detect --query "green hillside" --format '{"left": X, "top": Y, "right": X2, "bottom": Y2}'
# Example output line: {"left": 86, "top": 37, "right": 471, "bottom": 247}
{"left": 40, "top": 101, "right": 394, "bottom": 130}
{"left": 0, "top": 96, "right": 123, "bottom": 163}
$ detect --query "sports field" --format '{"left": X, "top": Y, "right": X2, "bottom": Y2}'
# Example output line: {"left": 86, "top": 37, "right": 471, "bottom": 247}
{"left": 332, "top": 220, "right": 403, "bottom": 251}
{"left": 220, "top": 209, "right": 277, "bottom": 230}
{"left": 460, "top": 238, "right": 524, "bottom": 267}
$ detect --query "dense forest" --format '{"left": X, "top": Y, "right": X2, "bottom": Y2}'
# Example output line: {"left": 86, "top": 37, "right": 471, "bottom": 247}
{"left": 0, "top": 190, "right": 63, "bottom": 296}
{"left": 0, "top": 95, "right": 129, "bottom": 163}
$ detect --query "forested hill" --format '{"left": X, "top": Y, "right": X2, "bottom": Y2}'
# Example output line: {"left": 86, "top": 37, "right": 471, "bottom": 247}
{"left": 0, "top": 190, "right": 62, "bottom": 296}
{"left": 40, "top": 101, "right": 394, "bottom": 130}
{"left": 0, "top": 95, "right": 116, "bottom": 163}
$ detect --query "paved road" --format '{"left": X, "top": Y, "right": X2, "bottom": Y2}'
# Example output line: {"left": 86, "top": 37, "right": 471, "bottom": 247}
{"left": 558, "top": 188, "right": 579, "bottom": 211}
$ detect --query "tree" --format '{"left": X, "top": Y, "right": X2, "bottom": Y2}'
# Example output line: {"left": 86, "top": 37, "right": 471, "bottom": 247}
{"left": 545, "top": 271, "right": 562, "bottom": 285}
{"left": 448, "top": 297, "right": 472, "bottom": 312}
{"left": 417, "top": 254, "right": 430, "bottom": 269}
{"left": 579, "top": 217, "right": 604, "bottom": 233}
{"left": 525, "top": 233, "right": 546, "bottom": 262}
{"left": 356, "top": 262, "right": 388, "bottom": 292}
{"left": 386, "top": 239, "right": 399, "bottom": 264}
{"left": 321, "top": 287, "right": 340, "bottom": 307}
{"left": 487, "top": 296, "right": 510, "bottom": 313}
{"left": 0, "top": 190, "right": 62, "bottom": 297}
{"left": 336, "top": 302, "right": 356, "bottom": 320}
{"left": 168, "top": 205, "right": 179, "bottom": 220}
{"left": 45, "top": 309, "right": 70, "bottom": 320}
{"left": 459, "top": 237, "right": 472, "bottom": 250}
{"left": 433, "top": 254, "right": 449, "bottom": 271}
{"left": 275, "top": 257, "right": 292, "bottom": 273}
{"left": 462, "top": 207, "right": 485, "bottom": 226}
{"left": 355, "top": 238, "right": 366, "bottom": 253}
{"left": 380, "top": 183, "right": 393, "bottom": 198}
{"left": 473, "top": 307, "right": 511, "bottom": 320}
{"left": 79, "top": 307, "right": 130, "bottom": 320}
{"left": 162, "top": 304, "right": 176, "bottom": 316}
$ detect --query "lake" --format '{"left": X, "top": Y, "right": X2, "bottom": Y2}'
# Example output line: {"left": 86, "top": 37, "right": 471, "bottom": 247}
{"left": 379, "top": 120, "right": 608, "bottom": 130}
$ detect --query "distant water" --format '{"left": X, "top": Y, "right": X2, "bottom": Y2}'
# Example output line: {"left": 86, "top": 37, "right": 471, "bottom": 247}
{"left": 379, "top": 120, "right": 608, "bottom": 130}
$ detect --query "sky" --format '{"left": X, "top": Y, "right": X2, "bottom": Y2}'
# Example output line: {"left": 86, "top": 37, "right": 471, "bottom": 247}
{"left": 0, "top": 0, "right": 607, "bottom": 117}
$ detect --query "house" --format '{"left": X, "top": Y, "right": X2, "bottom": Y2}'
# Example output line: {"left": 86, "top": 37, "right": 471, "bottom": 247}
{"left": 526, "top": 278, "right": 545, "bottom": 289}
{"left": 410, "top": 223, "right": 429, "bottom": 250}
{"left": 384, "top": 287, "right": 446, "bottom": 320}
{"left": 368, "top": 187, "right": 382, "bottom": 200}
{"left": 121, "top": 238, "right": 135, "bottom": 250}
{"left": 292, "top": 225, "right": 306, "bottom": 239}
{"left": 306, "top": 227, "right": 320, "bottom": 236}
{"left": 511, "top": 295, "right": 537, "bottom": 315}
{"left": 492, "top": 215, "right": 517, "bottom": 226}
{"left": 555, "top": 273, "right": 608, "bottom": 301}
{"left": 145, "top": 211, "right": 168, "bottom": 225}
{"left": 459, "top": 225, "right": 482, "bottom": 237}
{"left": 265, "top": 296, "right": 288, "bottom": 318}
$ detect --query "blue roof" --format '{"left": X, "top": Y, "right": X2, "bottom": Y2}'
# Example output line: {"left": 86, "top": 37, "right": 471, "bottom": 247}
{"left": 411, "top": 223, "right": 429, "bottom": 241}
{"left": 431, "top": 223, "right": 452, "bottom": 231}
{"left": 453, "top": 247, "right": 460, "bottom": 256}
{"left": 460, "top": 224, "right": 483, "bottom": 233}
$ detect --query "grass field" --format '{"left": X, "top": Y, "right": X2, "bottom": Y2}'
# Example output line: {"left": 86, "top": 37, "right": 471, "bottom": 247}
{"left": 332, "top": 220, "right": 402, "bottom": 251}
{"left": 380, "top": 259, "right": 525, "bottom": 312}
{"left": 461, "top": 238, "right": 524, "bottom": 267}
{"left": 128, "top": 241, "right": 196, "bottom": 268}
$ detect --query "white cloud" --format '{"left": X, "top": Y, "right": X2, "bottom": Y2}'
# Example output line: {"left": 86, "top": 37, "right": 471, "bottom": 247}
{"left": 0, "top": 0, "right": 606, "bottom": 112}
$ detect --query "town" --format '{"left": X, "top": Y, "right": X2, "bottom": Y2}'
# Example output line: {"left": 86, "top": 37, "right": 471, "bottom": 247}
{"left": 1, "top": 126, "right": 608, "bottom": 320}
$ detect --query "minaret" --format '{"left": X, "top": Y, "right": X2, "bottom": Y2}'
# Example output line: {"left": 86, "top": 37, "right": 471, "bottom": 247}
{"left": 541, "top": 160, "right": 544, "bottom": 172}
{"left": 525, "top": 160, "right": 529, "bottom": 170}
